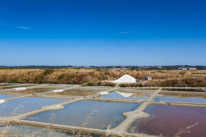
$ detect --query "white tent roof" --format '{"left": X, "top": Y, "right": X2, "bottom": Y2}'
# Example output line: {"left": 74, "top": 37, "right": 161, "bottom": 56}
{"left": 113, "top": 74, "right": 137, "bottom": 84}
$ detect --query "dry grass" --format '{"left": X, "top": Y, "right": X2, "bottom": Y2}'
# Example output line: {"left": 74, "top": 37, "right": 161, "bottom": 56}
{"left": 174, "top": 123, "right": 199, "bottom": 137}
{"left": 0, "top": 68, "right": 206, "bottom": 87}
{"left": 4, "top": 88, "right": 56, "bottom": 95}
{"left": 0, "top": 85, "right": 34, "bottom": 90}
{"left": 50, "top": 89, "right": 98, "bottom": 96}
{"left": 160, "top": 92, "right": 206, "bottom": 99}
{"left": 130, "top": 93, "right": 148, "bottom": 97}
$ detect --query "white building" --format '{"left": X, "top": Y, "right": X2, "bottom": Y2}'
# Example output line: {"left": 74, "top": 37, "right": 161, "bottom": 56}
{"left": 178, "top": 67, "right": 188, "bottom": 70}
{"left": 189, "top": 67, "right": 197, "bottom": 70}
{"left": 145, "top": 77, "right": 152, "bottom": 81}
{"left": 178, "top": 67, "right": 197, "bottom": 70}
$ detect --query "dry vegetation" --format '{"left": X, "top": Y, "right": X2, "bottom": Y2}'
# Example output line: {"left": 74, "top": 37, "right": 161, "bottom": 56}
{"left": 4, "top": 88, "right": 56, "bottom": 95}
{"left": 130, "top": 93, "right": 147, "bottom": 97}
{"left": 160, "top": 92, "right": 206, "bottom": 99}
{"left": 50, "top": 89, "right": 98, "bottom": 96}
{"left": 0, "top": 68, "right": 206, "bottom": 87}
{"left": 0, "top": 84, "right": 34, "bottom": 90}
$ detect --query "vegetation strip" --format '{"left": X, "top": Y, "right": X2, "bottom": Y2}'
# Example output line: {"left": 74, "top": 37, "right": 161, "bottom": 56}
{"left": 1, "top": 69, "right": 206, "bottom": 87}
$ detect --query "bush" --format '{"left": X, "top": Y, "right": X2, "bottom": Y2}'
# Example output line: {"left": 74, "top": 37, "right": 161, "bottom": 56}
{"left": 119, "top": 84, "right": 126, "bottom": 87}
{"left": 86, "top": 82, "right": 95, "bottom": 86}
{"left": 104, "top": 82, "right": 116, "bottom": 87}
{"left": 42, "top": 68, "right": 54, "bottom": 76}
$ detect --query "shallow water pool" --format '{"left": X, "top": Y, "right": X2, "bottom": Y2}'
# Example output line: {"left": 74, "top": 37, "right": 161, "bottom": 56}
{"left": 154, "top": 96, "right": 206, "bottom": 104}
{"left": 129, "top": 105, "right": 206, "bottom": 137}
{"left": 0, "top": 97, "right": 66, "bottom": 117}
{"left": 0, "top": 125, "right": 98, "bottom": 137}
{"left": 25, "top": 101, "right": 140, "bottom": 129}
{"left": 101, "top": 92, "right": 148, "bottom": 100}
{"left": 0, "top": 94, "right": 17, "bottom": 99}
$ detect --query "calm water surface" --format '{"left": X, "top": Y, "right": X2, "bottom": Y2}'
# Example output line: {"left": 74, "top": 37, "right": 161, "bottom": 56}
{"left": 101, "top": 92, "right": 148, "bottom": 100}
{"left": 0, "top": 125, "right": 99, "bottom": 137}
{"left": 129, "top": 105, "right": 206, "bottom": 137}
{"left": 0, "top": 97, "right": 66, "bottom": 117}
{"left": 0, "top": 94, "right": 17, "bottom": 99}
{"left": 25, "top": 101, "right": 140, "bottom": 129}
{"left": 154, "top": 96, "right": 206, "bottom": 104}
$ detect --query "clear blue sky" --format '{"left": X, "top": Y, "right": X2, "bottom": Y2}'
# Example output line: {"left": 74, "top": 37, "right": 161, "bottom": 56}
{"left": 0, "top": 0, "right": 206, "bottom": 66}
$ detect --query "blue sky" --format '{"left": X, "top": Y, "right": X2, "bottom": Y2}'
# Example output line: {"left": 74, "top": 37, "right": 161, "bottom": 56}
{"left": 0, "top": 0, "right": 206, "bottom": 66}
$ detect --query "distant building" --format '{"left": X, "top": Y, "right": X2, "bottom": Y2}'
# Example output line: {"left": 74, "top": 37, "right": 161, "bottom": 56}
{"left": 121, "top": 68, "right": 128, "bottom": 70}
{"left": 157, "top": 66, "right": 162, "bottom": 69}
{"left": 178, "top": 67, "right": 197, "bottom": 70}
{"left": 145, "top": 77, "right": 152, "bottom": 81}
{"left": 178, "top": 67, "right": 188, "bottom": 70}
{"left": 189, "top": 67, "right": 197, "bottom": 70}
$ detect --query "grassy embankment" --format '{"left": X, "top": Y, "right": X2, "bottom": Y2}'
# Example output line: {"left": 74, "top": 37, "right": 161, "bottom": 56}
{"left": 0, "top": 68, "right": 206, "bottom": 87}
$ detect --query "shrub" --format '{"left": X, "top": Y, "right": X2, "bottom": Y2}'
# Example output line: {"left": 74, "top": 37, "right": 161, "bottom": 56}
{"left": 86, "top": 82, "right": 95, "bottom": 86}
{"left": 119, "top": 84, "right": 126, "bottom": 87}
{"left": 42, "top": 68, "right": 54, "bottom": 76}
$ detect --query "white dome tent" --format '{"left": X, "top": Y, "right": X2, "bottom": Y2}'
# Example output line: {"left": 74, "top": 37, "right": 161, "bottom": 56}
{"left": 113, "top": 74, "right": 138, "bottom": 84}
